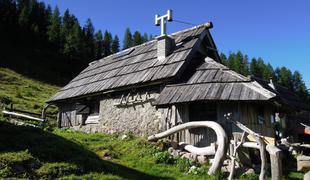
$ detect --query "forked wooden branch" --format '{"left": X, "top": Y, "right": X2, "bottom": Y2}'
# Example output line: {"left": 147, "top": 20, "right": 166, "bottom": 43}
{"left": 228, "top": 131, "right": 246, "bottom": 180}
{"left": 148, "top": 121, "right": 228, "bottom": 175}
{"left": 229, "top": 119, "right": 266, "bottom": 180}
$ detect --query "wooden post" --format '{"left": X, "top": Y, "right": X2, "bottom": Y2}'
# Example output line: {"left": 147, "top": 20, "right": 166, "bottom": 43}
{"left": 258, "top": 137, "right": 267, "bottom": 180}
{"left": 266, "top": 144, "right": 282, "bottom": 180}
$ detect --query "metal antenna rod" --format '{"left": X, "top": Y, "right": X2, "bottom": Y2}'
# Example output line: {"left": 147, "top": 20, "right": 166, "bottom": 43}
{"left": 155, "top": 9, "right": 173, "bottom": 36}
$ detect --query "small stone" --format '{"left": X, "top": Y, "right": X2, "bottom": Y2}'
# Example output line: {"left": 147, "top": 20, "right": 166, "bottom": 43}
{"left": 181, "top": 152, "right": 191, "bottom": 159}
{"left": 304, "top": 170, "right": 310, "bottom": 180}
{"left": 171, "top": 149, "right": 181, "bottom": 157}
{"left": 197, "top": 155, "right": 208, "bottom": 164}
{"left": 243, "top": 168, "right": 255, "bottom": 175}
{"left": 189, "top": 153, "right": 198, "bottom": 161}
{"left": 121, "top": 134, "right": 127, "bottom": 140}
{"left": 168, "top": 147, "right": 174, "bottom": 154}
{"left": 179, "top": 151, "right": 186, "bottom": 156}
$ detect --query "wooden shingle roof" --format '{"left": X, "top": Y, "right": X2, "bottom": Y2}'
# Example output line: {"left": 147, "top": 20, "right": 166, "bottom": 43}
{"left": 154, "top": 58, "right": 277, "bottom": 105}
{"left": 48, "top": 23, "right": 212, "bottom": 102}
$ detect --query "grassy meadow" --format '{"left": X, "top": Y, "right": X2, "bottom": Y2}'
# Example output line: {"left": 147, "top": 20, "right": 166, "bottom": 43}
{"left": 0, "top": 68, "right": 305, "bottom": 179}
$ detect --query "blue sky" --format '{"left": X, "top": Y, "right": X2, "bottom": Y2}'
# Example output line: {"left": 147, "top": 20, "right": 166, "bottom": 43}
{"left": 41, "top": 0, "right": 310, "bottom": 88}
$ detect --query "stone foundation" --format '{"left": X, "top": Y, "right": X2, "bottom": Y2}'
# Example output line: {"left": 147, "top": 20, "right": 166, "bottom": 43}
{"left": 73, "top": 91, "right": 167, "bottom": 136}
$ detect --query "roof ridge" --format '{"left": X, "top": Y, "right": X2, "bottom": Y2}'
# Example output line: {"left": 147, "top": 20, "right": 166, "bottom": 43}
{"left": 90, "top": 22, "right": 212, "bottom": 65}
{"left": 170, "top": 22, "right": 213, "bottom": 36}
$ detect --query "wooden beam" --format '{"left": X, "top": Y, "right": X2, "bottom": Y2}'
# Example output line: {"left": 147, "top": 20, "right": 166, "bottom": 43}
{"left": 148, "top": 121, "right": 228, "bottom": 175}
{"left": 2, "top": 110, "right": 44, "bottom": 122}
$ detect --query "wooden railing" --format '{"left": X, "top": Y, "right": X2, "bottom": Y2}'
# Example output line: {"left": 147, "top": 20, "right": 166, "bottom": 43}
{"left": 1, "top": 103, "right": 57, "bottom": 127}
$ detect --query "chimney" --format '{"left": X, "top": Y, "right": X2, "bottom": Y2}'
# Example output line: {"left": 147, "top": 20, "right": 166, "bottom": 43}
{"left": 156, "top": 35, "right": 174, "bottom": 61}
{"left": 155, "top": 10, "right": 174, "bottom": 61}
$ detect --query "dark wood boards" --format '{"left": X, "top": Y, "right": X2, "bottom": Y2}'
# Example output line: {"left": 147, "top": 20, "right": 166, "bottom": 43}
{"left": 154, "top": 58, "right": 277, "bottom": 105}
{"left": 49, "top": 25, "right": 207, "bottom": 102}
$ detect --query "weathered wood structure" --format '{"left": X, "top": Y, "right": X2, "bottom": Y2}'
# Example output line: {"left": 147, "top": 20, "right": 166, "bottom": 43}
{"left": 48, "top": 22, "right": 310, "bottom": 148}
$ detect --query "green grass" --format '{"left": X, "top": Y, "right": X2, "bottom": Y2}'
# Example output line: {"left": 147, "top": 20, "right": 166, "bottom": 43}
{"left": 0, "top": 121, "right": 224, "bottom": 179}
{"left": 0, "top": 68, "right": 306, "bottom": 179}
{"left": 0, "top": 68, "right": 59, "bottom": 114}
{"left": 0, "top": 120, "right": 306, "bottom": 179}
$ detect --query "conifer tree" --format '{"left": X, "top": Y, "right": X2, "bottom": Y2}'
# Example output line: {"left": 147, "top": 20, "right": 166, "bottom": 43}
{"left": 276, "top": 67, "right": 293, "bottom": 91}
{"left": 47, "top": 6, "right": 61, "bottom": 48}
{"left": 142, "top": 33, "right": 148, "bottom": 43}
{"left": 133, "top": 31, "right": 142, "bottom": 46}
{"left": 18, "top": 2, "right": 30, "bottom": 27}
{"left": 123, "top": 28, "right": 132, "bottom": 49}
{"left": 219, "top": 53, "right": 227, "bottom": 65}
{"left": 262, "top": 63, "right": 275, "bottom": 81}
{"left": 83, "top": 18, "right": 95, "bottom": 61}
{"left": 292, "top": 71, "right": 308, "bottom": 99}
{"left": 111, "top": 35, "right": 120, "bottom": 54}
{"left": 94, "top": 30, "right": 103, "bottom": 59}
{"left": 63, "top": 21, "right": 82, "bottom": 59}
{"left": 103, "top": 30, "right": 112, "bottom": 56}
{"left": 250, "top": 58, "right": 261, "bottom": 78}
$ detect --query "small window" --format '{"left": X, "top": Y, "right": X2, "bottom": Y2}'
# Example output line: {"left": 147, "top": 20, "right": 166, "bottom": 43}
{"left": 189, "top": 102, "right": 217, "bottom": 121}
{"left": 257, "top": 107, "right": 265, "bottom": 124}
{"left": 89, "top": 101, "right": 100, "bottom": 115}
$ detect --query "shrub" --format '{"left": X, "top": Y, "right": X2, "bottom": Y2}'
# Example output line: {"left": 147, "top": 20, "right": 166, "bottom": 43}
{"left": 36, "top": 162, "right": 81, "bottom": 179}
{"left": 154, "top": 151, "right": 175, "bottom": 164}
{"left": 176, "top": 157, "right": 200, "bottom": 173}
{"left": 0, "top": 95, "right": 12, "bottom": 105}
{"left": 0, "top": 150, "right": 39, "bottom": 178}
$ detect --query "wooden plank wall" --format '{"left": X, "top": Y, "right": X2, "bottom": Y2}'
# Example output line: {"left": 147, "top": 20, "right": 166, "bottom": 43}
{"left": 59, "top": 104, "right": 81, "bottom": 127}
{"left": 217, "top": 102, "right": 275, "bottom": 138}
{"left": 174, "top": 104, "right": 217, "bottom": 147}
{"left": 172, "top": 102, "right": 275, "bottom": 147}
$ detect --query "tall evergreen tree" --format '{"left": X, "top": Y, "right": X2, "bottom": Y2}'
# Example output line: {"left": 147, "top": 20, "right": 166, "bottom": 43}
{"left": 62, "top": 9, "right": 77, "bottom": 37}
{"left": 292, "top": 71, "right": 308, "bottom": 99}
{"left": 250, "top": 58, "right": 262, "bottom": 78}
{"left": 18, "top": 1, "right": 30, "bottom": 27}
{"left": 276, "top": 67, "right": 293, "bottom": 91}
{"left": 262, "top": 63, "right": 275, "bottom": 81}
{"left": 83, "top": 18, "right": 95, "bottom": 61}
{"left": 111, "top": 35, "right": 120, "bottom": 54}
{"left": 219, "top": 53, "right": 227, "bottom": 65}
{"left": 103, "top": 30, "right": 112, "bottom": 56}
{"left": 133, "top": 31, "right": 142, "bottom": 46}
{"left": 142, "top": 33, "right": 148, "bottom": 43}
{"left": 63, "top": 21, "right": 82, "bottom": 59}
{"left": 47, "top": 6, "right": 61, "bottom": 48}
{"left": 94, "top": 30, "right": 103, "bottom": 59}
{"left": 123, "top": 28, "right": 132, "bottom": 49}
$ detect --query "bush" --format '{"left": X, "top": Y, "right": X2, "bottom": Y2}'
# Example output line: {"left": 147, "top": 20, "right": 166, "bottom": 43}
{"left": 36, "top": 162, "right": 81, "bottom": 179}
{"left": 0, "top": 95, "right": 12, "bottom": 105}
{"left": 0, "top": 150, "right": 39, "bottom": 178}
{"left": 154, "top": 151, "right": 175, "bottom": 164}
{"left": 176, "top": 157, "right": 201, "bottom": 173}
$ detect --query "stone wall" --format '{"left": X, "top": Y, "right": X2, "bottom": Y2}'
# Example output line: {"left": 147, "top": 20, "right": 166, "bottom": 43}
{"left": 74, "top": 90, "right": 167, "bottom": 136}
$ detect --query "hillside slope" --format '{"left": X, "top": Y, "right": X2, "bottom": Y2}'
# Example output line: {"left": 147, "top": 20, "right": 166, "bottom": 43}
{"left": 0, "top": 121, "right": 223, "bottom": 179}
{"left": 0, "top": 68, "right": 59, "bottom": 115}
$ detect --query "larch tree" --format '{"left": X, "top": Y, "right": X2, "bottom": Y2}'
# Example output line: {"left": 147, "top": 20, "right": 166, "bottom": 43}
{"left": 47, "top": 6, "right": 61, "bottom": 48}
{"left": 103, "top": 30, "right": 112, "bottom": 56}
{"left": 111, "top": 35, "right": 120, "bottom": 54}
{"left": 94, "top": 30, "right": 103, "bottom": 59}
{"left": 133, "top": 31, "right": 142, "bottom": 46}
{"left": 83, "top": 18, "right": 95, "bottom": 62}
{"left": 142, "top": 33, "right": 148, "bottom": 43}
{"left": 123, "top": 28, "right": 132, "bottom": 49}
